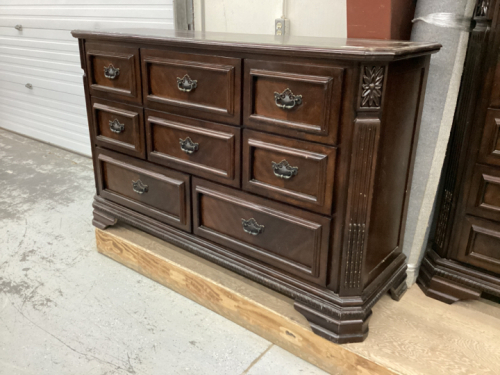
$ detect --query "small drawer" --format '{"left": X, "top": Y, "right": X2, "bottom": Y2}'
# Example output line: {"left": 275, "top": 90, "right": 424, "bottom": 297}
{"left": 452, "top": 215, "right": 500, "bottom": 275}
{"left": 141, "top": 49, "right": 241, "bottom": 125}
{"left": 243, "top": 59, "right": 344, "bottom": 145}
{"left": 91, "top": 98, "right": 145, "bottom": 159}
{"left": 146, "top": 110, "right": 241, "bottom": 188}
{"left": 466, "top": 163, "right": 500, "bottom": 222}
{"left": 242, "top": 130, "right": 336, "bottom": 215}
{"left": 95, "top": 148, "right": 191, "bottom": 232}
{"left": 477, "top": 108, "right": 500, "bottom": 167}
{"left": 86, "top": 43, "right": 142, "bottom": 104}
{"left": 192, "top": 178, "right": 331, "bottom": 284}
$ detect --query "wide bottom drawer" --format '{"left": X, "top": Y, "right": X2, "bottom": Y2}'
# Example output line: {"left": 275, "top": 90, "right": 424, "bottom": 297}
{"left": 192, "top": 178, "right": 331, "bottom": 284}
{"left": 95, "top": 148, "right": 191, "bottom": 232}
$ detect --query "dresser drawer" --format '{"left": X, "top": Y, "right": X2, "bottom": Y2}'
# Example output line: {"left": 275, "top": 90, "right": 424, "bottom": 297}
{"left": 146, "top": 110, "right": 241, "bottom": 187}
{"left": 466, "top": 163, "right": 500, "bottom": 222}
{"left": 91, "top": 98, "right": 145, "bottom": 159}
{"left": 141, "top": 49, "right": 241, "bottom": 125}
{"left": 192, "top": 178, "right": 331, "bottom": 284}
{"left": 477, "top": 108, "right": 500, "bottom": 167}
{"left": 243, "top": 59, "right": 344, "bottom": 145}
{"left": 242, "top": 130, "right": 336, "bottom": 215}
{"left": 86, "top": 43, "right": 141, "bottom": 104}
{"left": 452, "top": 215, "right": 500, "bottom": 274}
{"left": 95, "top": 148, "right": 191, "bottom": 232}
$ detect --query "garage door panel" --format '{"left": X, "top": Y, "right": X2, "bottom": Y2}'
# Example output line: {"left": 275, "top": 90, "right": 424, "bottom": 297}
{"left": 0, "top": 95, "right": 87, "bottom": 126}
{"left": 0, "top": 17, "right": 173, "bottom": 31}
{"left": 0, "top": 46, "right": 80, "bottom": 63}
{"left": 0, "top": 104, "right": 88, "bottom": 136}
{"left": 0, "top": 80, "right": 86, "bottom": 106}
{"left": 0, "top": 1, "right": 173, "bottom": 157}
{"left": 0, "top": 36, "right": 78, "bottom": 53}
{"left": 0, "top": 6, "right": 173, "bottom": 19}
{"left": 0, "top": 54, "right": 82, "bottom": 74}
{"left": 0, "top": 27, "right": 75, "bottom": 41}
{"left": 0, "top": 62, "right": 81, "bottom": 83}
{"left": 0, "top": 88, "right": 87, "bottom": 115}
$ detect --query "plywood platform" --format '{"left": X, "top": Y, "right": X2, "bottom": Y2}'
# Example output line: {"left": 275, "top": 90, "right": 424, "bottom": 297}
{"left": 96, "top": 224, "right": 500, "bottom": 375}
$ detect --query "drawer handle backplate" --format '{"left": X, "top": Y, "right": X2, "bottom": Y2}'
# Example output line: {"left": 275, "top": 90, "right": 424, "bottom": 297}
{"left": 104, "top": 64, "right": 120, "bottom": 79}
{"left": 177, "top": 74, "right": 197, "bottom": 92}
{"left": 272, "top": 160, "right": 298, "bottom": 179}
{"left": 179, "top": 137, "right": 199, "bottom": 154}
{"left": 274, "top": 88, "right": 302, "bottom": 109}
{"left": 109, "top": 119, "right": 125, "bottom": 134}
{"left": 132, "top": 179, "right": 148, "bottom": 194}
{"left": 242, "top": 218, "right": 264, "bottom": 236}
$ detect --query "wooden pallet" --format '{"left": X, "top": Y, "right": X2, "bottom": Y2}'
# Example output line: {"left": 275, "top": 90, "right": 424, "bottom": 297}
{"left": 95, "top": 224, "right": 500, "bottom": 375}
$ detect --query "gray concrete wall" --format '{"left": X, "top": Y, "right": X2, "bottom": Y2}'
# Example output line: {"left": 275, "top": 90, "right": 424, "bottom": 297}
{"left": 404, "top": 0, "right": 476, "bottom": 284}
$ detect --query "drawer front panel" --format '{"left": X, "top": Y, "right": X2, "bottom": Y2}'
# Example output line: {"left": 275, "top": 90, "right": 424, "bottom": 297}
{"left": 86, "top": 43, "right": 141, "bottom": 104}
{"left": 92, "top": 98, "right": 145, "bottom": 159}
{"left": 96, "top": 148, "right": 191, "bottom": 232}
{"left": 478, "top": 108, "right": 500, "bottom": 167}
{"left": 141, "top": 49, "right": 241, "bottom": 125}
{"left": 243, "top": 59, "right": 344, "bottom": 145}
{"left": 466, "top": 163, "right": 500, "bottom": 222}
{"left": 146, "top": 110, "right": 241, "bottom": 187}
{"left": 452, "top": 215, "right": 500, "bottom": 274}
{"left": 242, "top": 130, "right": 336, "bottom": 214}
{"left": 192, "top": 178, "right": 330, "bottom": 284}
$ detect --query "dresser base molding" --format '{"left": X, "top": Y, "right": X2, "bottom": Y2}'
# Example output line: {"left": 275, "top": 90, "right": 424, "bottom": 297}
{"left": 93, "top": 195, "right": 407, "bottom": 343}
{"left": 417, "top": 249, "right": 500, "bottom": 304}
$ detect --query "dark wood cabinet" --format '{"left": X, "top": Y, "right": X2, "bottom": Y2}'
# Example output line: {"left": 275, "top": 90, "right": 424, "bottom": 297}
{"left": 419, "top": 0, "right": 500, "bottom": 303}
{"left": 73, "top": 28, "right": 439, "bottom": 343}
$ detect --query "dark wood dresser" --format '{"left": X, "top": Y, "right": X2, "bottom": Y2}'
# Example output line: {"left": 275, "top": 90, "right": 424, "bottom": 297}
{"left": 72, "top": 29, "right": 439, "bottom": 343}
{"left": 419, "top": 1, "right": 500, "bottom": 303}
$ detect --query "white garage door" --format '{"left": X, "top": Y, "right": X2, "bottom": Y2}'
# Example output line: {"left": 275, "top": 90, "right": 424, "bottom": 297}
{"left": 0, "top": 0, "right": 174, "bottom": 156}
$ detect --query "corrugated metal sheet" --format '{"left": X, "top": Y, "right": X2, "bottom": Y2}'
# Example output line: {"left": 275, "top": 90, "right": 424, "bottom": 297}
{"left": 0, "top": 1, "right": 174, "bottom": 156}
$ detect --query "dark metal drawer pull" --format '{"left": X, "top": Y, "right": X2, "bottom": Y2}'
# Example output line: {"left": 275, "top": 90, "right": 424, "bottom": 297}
{"left": 104, "top": 64, "right": 120, "bottom": 79}
{"left": 109, "top": 119, "right": 125, "bottom": 134}
{"left": 179, "top": 137, "right": 199, "bottom": 154}
{"left": 177, "top": 74, "right": 197, "bottom": 92}
{"left": 132, "top": 179, "right": 148, "bottom": 194}
{"left": 242, "top": 218, "right": 264, "bottom": 236}
{"left": 271, "top": 160, "right": 298, "bottom": 179}
{"left": 274, "top": 88, "right": 302, "bottom": 109}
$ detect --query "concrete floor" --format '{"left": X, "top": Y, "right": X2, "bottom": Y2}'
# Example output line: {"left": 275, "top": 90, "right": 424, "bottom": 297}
{"left": 0, "top": 129, "right": 327, "bottom": 375}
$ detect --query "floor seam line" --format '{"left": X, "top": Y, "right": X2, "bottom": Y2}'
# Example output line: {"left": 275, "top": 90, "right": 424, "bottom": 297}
{"left": 240, "top": 343, "right": 274, "bottom": 375}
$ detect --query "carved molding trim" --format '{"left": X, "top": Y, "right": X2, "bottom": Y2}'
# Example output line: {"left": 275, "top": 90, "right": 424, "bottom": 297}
{"left": 421, "top": 250, "right": 500, "bottom": 298}
{"left": 360, "top": 66, "right": 384, "bottom": 108}
{"left": 344, "top": 119, "right": 381, "bottom": 289}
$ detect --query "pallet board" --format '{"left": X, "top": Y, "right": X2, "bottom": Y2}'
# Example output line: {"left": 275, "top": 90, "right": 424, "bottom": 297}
{"left": 95, "top": 224, "right": 500, "bottom": 375}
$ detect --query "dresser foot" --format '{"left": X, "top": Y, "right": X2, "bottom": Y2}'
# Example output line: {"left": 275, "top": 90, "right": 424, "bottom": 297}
{"left": 92, "top": 209, "right": 118, "bottom": 230}
{"left": 418, "top": 274, "right": 481, "bottom": 304}
{"left": 418, "top": 252, "right": 481, "bottom": 304}
{"left": 389, "top": 273, "right": 408, "bottom": 301}
{"left": 294, "top": 301, "right": 371, "bottom": 344}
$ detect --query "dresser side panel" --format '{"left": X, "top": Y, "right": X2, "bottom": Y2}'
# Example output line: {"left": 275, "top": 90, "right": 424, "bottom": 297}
{"left": 364, "top": 57, "right": 429, "bottom": 286}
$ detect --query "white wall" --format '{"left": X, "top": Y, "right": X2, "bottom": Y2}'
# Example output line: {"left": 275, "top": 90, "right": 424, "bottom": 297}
{"left": 0, "top": 0, "right": 174, "bottom": 157}
{"left": 193, "top": 0, "right": 347, "bottom": 38}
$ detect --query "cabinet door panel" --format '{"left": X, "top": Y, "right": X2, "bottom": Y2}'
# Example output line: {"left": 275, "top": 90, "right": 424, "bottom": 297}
{"left": 453, "top": 215, "right": 500, "bottom": 274}
{"left": 466, "top": 163, "right": 500, "bottom": 222}
{"left": 477, "top": 108, "right": 500, "bottom": 167}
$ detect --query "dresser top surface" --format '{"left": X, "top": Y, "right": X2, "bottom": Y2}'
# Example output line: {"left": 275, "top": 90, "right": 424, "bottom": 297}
{"left": 72, "top": 29, "right": 440, "bottom": 61}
